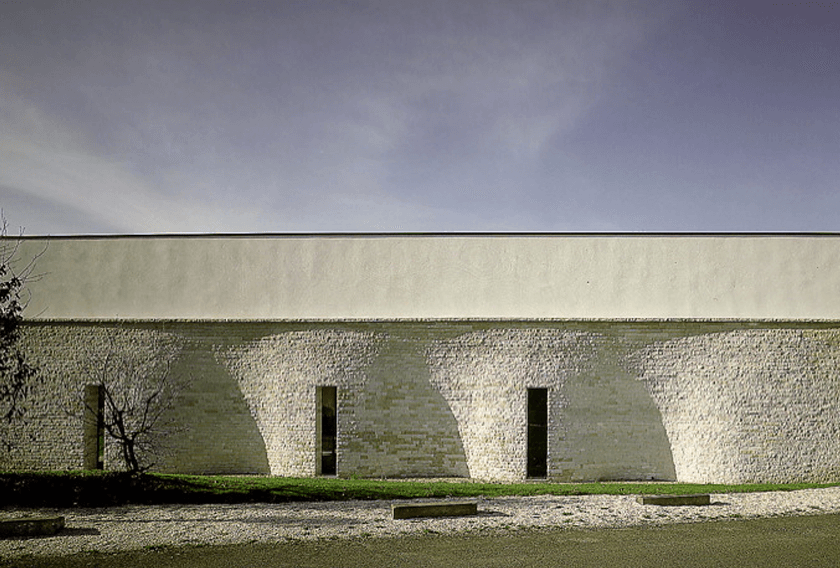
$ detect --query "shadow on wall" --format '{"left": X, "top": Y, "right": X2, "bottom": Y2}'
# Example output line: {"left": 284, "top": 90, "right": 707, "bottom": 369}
{"left": 348, "top": 334, "right": 469, "bottom": 478}
{"left": 15, "top": 322, "right": 838, "bottom": 483}
{"left": 4, "top": 323, "right": 271, "bottom": 475}
{"left": 159, "top": 341, "right": 270, "bottom": 475}
{"left": 218, "top": 329, "right": 387, "bottom": 477}
{"left": 423, "top": 328, "right": 672, "bottom": 482}
{"left": 632, "top": 328, "right": 840, "bottom": 484}
{"left": 218, "top": 328, "right": 471, "bottom": 478}
{"left": 562, "top": 349, "right": 677, "bottom": 482}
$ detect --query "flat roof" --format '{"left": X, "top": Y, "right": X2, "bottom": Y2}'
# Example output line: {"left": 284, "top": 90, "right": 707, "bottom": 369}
{"left": 12, "top": 231, "right": 840, "bottom": 239}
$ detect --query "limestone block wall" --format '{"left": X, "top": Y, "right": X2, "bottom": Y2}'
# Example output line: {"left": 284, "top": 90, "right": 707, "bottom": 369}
{"left": 217, "top": 325, "right": 471, "bottom": 478}
{"left": 3, "top": 320, "right": 840, "bottom": 483}
{"left": 4, "top": 323, "right": 271, "bottom": 474}
{"left": 217, "top": 330, "right": 384, "bottom": 477}
{"left": 342, "top": 331, "right": 469, "bottom": 477}
{"left": 631, "top": 328, "right": 840, "bottom": 483}
{"left": 560, "top": 334, "right": 677, "bottom": 482}
{"left": 425, "top": 329, "right": 595, "bottom": 481}
{"left": 3, "top": 326, "right": 185, "bottom": 471}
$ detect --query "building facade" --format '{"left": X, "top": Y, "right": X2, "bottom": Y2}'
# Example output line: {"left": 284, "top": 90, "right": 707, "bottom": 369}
{"left": 2, "top": 234, "right": 840, "bottom": 483}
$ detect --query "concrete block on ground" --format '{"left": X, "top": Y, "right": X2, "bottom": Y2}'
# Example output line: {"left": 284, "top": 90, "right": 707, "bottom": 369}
{"left": 636, "top": 494, "right": 711, "bottom": 506}
{"left": 392, "top": 500, "right": 478, "bottom": 519}
{"left": 0, "top": 516, "right": 65, "bottom": 538}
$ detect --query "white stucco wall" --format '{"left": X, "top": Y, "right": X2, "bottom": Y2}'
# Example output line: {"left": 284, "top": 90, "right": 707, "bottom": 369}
{"left": 11, "top": 233, "right": 840, "bottom": 320}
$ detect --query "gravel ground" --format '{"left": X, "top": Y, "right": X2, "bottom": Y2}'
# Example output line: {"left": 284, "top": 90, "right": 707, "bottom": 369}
{"left": 3, "top": 487, "right": 840, "bottom": 559}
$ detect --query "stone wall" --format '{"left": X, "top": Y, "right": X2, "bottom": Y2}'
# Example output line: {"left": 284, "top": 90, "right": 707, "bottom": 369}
{"left": 217, "top": 329, "right": 384, "bottom": 477}
{"left": 3, "top": 321, "right": 839, "bottom": 483}
{"left": 426, "top": 329, "right": 595, "bottom": 481}
{"left": 631, "top": 328, "right": 840, "bottom": 483}
{"left": 2, "top": 326, "right": 186, "bottom": 472}
{"left": 5, "top": 323, "right": 270, "bottom": 474}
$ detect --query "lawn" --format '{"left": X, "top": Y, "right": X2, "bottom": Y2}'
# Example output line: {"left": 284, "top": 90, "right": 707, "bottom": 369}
{"left": 2, "top": 471, "right": 838, "bottom": 508}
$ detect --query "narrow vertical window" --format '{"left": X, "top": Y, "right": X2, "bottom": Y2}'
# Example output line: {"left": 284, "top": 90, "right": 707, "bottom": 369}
{"left": 316, "top": 386, "right": 337, "bottom": 475}
{"left": 527, "top": 388, "right": 548, "bottom": 478}
{"left": 83, "top": 384, "right": 105, "bottom": 470}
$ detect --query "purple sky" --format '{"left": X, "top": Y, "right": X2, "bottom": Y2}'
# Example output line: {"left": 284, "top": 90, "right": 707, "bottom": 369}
{"left": 1, "top": 0, "right": 839, "bottom": 234}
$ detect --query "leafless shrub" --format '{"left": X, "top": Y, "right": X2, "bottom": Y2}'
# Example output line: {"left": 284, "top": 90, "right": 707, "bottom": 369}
{"left": 82, "top": 332, "right": 189, "bottom": 474}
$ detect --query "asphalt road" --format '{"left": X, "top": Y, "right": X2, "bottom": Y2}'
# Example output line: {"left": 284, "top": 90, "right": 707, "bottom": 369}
{"left": 7, "top": 514, "right": 840, "bottom": 568}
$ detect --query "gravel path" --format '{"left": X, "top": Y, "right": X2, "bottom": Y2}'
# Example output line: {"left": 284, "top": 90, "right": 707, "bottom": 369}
{"left": 3, "top": 487, "right": 840, "bottom": 559}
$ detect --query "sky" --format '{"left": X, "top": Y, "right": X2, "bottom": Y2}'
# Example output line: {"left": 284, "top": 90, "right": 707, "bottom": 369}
{"left": 1, "top": 0, "right": 839, "bottom": 235}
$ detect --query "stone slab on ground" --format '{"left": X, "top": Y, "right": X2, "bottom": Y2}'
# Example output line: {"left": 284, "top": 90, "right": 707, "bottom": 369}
{"left": 392, "top": 500, "right": 478, "bottom": 519}
{"left": 636, "top": 494, "right": 711, "bottom": 506}
{"left": 0, "top": 516, "right": 65, "bottom": 538}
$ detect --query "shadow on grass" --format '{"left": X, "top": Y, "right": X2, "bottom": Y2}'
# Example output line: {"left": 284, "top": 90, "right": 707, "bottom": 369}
{"left": 0, "top": 472, "right": 413, "bottom": 507}
{"left": 1, "top": 472, "right": 837, "bottom": 509}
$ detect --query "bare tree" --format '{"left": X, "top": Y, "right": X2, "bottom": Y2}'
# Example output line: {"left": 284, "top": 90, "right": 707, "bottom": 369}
{"left": 0, "top": 215, "right": 40, "bottom": 449}
{"left": 83, "top": 333, "right": 189, "bottom": 474}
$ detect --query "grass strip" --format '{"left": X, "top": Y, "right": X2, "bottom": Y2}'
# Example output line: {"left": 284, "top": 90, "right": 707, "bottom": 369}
{"left": 2, "top": 471, "right": 838, "bottom": 508}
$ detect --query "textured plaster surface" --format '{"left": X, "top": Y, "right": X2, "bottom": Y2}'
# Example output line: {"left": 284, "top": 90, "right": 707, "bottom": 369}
{"left": 13, "top": 234, "right": 840, "bottom": 320}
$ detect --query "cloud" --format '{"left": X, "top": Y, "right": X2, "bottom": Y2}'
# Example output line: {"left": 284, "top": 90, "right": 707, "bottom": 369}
{"left": 0, "top": 85, "right": 263, "bottom": 233}
{"left": 0, "top": 1, "right": 667, "bottom": 234}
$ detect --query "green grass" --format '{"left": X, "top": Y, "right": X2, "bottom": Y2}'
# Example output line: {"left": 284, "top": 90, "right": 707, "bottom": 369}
{"left": 1, "top": 470, "right": 838, "bottom": 508}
